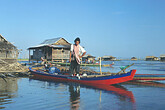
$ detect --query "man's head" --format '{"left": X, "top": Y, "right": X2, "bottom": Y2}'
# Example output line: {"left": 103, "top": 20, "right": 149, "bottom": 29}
{"left": 74, "top": 37, "right": 80, "bottom": 45}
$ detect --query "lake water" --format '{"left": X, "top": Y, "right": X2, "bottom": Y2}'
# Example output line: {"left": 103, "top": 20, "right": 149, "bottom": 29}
{"left": 1, "top": 61, "right": 165, "bottom": 110}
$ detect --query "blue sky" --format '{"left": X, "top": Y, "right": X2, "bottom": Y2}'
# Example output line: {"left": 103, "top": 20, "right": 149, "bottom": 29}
{"left": 0, "top": 0, "right": 165, "bottom": 59}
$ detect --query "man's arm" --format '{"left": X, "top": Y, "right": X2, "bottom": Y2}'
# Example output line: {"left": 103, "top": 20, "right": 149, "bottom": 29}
{"left": 79, "top": 45, "right": 86, "bottom": 58}
{"left": 79, "top": 52, "right": 86, "bottom": 58}
{"left": 69, "top": 51, "right": 72, "bottom": 62}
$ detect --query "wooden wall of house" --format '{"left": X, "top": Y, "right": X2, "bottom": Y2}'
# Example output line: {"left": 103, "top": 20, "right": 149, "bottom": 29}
{"left": 29, "top": 38, "right": 71, "bottom": 61}
{"left": 160, "top": 57, "right": 165, "bottom": 61}
{"left": 0, "top": 35, "right": 18, "bottom": 60}
{"left": 0, "top": 50, "right": 6, "bottom": 58}
{"left": 31, "top": 47, "right": 70, "bottom": 61}
{"left": 52, "top": 48, "right": 70, "bottom": 61}
{"left": 146, "top": 58, "right": 154, "bottom": 61}
{"left": 0, "top": 50, "right": 18, "bottom": 59}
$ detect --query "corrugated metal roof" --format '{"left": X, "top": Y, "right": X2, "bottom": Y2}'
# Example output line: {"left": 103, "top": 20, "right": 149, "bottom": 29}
{"left": 28, "top": 37, "right": 71, "bottom": 49}
{"left": 28, "top": 44, "right": 47, "bottom": 49}
{"left": 28, "top": 44, "right": 70, "bottom": 49}
{"left": 49, "top": 45, "right": 70, "bottom": 48}
{"left": 40, "top": 37, "right": 62, "bottom": 45}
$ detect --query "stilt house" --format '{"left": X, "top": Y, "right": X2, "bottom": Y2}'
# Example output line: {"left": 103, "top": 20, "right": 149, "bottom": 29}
{"left": 28, "top": 37, "right": 71, "bottom": 62}
{"left": 131, "top": 57, "right": 137, "bottom": 61}
{"left": 101, "top": 56, "right": 116, "bottom": 61}
{"left": 145, "top": 56, "right": 159, "bottom": 61}
{"left": 82, "top": 54, "right": 96, "bottom": 63}
{"left": 0, "top": 34, "right": 18, "bottom": 63}
{"left": 160, "top": 55, "right": 165, "bottom": 61}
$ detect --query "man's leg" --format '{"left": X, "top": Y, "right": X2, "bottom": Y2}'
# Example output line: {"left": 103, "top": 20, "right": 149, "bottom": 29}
{"left": 75, "top": 62, "right": 80, "bottom": 74}
{"left": 69, "top": 61, "right": 74, "bottom": 75}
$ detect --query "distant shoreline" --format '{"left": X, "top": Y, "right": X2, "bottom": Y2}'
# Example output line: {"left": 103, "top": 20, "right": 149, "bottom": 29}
{"left": 17, "top": 59, "right": 29, "bottom": 61}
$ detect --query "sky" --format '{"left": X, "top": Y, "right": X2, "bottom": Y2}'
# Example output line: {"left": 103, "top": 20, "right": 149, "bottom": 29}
{"left": 0, "top": 0, "right": 165, "bottom": 59}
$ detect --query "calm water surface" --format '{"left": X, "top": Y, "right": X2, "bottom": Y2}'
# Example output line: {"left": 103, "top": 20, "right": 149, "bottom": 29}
{"left": 1, "top": 61, "right": 165, "bottom": 110}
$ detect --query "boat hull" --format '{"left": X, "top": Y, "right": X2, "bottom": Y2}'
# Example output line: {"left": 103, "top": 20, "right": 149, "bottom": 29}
{"left": 29, "top": 68, "right": 136, "bottom": 85}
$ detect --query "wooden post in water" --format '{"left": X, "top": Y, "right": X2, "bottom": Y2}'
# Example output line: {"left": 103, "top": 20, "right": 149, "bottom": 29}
{"left": 99, "top": 91, "right": 102, "bottom": 102}
{"left": 29, "top": 49, "right": 31, "bottom": 63}
{"left": 99, "top": 57, "right": 102, "bottom": 75}
{"left": 51, "top": 48, "right": 53, "bottom": 62}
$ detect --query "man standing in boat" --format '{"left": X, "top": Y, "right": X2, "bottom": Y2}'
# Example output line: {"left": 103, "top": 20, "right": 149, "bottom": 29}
{"left": 69, "top": 37, "right": 86, "bottom": 76}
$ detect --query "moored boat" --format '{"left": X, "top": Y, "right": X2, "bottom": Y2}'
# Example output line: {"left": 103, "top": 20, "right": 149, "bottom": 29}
{"left": 52, "top": 62, "right": 100, "bottom": 67}
{"left": 29, "top": 67, "right": 136, "bottom": 85}
{"left": 133, "top": 74, "right": 165, "bottom": 81}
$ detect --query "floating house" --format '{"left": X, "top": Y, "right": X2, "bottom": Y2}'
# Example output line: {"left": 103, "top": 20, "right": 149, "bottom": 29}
{"left": 145, "top": 56, "right": 159, "bottom": 61}
{"left": 28, "top": 37, "right": 71, "bottom": 62}
{"left": 0, "top": 34, "right": 18, "bottom": 63}
{"left": 131, "top": 57, "right": 137, "bottom": 61}
{"left": 82, "top": 54, "right": 96, "bottom": 63}
{"left": 101, "top": 56, "right": 116, "bottom": 61}
{"left": 160, "top": 55, "right": 165, "bottom": 61}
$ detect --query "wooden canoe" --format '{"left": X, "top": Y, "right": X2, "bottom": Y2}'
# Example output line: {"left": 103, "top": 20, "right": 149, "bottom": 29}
{"left": 29, "top": 67, "right": 136, "bottom": 85}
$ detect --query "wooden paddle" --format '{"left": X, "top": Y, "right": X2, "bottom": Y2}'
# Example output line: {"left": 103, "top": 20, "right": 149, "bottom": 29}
{"left": 117, "top": 63, "right": 134, "bottom": 74}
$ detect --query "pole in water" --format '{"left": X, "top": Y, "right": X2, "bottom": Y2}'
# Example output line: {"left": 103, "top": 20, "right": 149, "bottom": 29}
{"left": 99, "top": 91, "right": 102, "bottom": 102}
{"left": 99, "top": 57, "right": 102, "bottom": 75}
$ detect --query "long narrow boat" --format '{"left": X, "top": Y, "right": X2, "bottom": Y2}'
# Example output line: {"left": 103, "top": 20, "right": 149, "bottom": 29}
{"left": 29, "top": 67, "right": 136, "bottom": 85}
{"left": 133, "top": 74, "right": 165, "bottom": 81}
{"left": 52, "top": 62, "right": 100, "bottom": 67}
{"left": 54, "top": 62, "right": 115, "bottom": 67}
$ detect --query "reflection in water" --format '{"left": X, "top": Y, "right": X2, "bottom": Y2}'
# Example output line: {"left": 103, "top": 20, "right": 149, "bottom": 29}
{"left": 78, "top": 83, "right": 135, "bottom": 103}
{"left": 124, "top": 80, "right": 165, "bottom": 88}
{"left": 69, "top": 83, "right": 136, "bottom": 110}
{"left": 31, "top": 77, "right": 136, "bottom": 110}
{"left": 69, "top": 84, "right": 80, "bottom": 110}
{"left": 86, "top": 84, "right": 136, "bottom": 110}
{"left": 0, "top": 78, "right": 18, "bottom": 109}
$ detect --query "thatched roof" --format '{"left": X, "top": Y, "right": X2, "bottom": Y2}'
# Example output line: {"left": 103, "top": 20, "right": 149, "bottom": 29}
{"left": 146, "top": 56, "right": 157, "bottom": 58}
{"left": 160, "top": 55, "right": 165, "bottom": 58}
{"left": 83, "top": 54, "right": 96, "bottom": 58}
{"left": 102, "top": 56, "right": 116, "bottom": 58}
{"left": 131, "top": 57, "right": 137, "bottom": 59}
{"left": 41, "top": 37, "right": 62, "bottom": 45}
{"left": 0, "top": 34, "right": 18, "bottom": 50}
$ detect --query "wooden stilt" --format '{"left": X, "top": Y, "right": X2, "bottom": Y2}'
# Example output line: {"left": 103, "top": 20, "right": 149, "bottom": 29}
{"left": 100, "top": 57, "right": 102, "bottom": 75}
